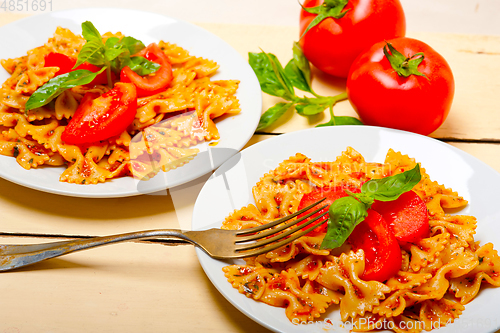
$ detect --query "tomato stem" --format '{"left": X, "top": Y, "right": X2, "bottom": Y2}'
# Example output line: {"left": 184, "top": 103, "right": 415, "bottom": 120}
{"left": 300, "top": 0, "right": 350, "bottom": 39}
{"left": 383, "top": 42, "right": 428, "bottom": 79}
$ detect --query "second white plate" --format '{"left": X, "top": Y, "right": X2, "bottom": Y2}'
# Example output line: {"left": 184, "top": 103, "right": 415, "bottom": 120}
{"left": 193, "top": 125, "right": 500, "bottom": 333}
{"left": 0, "top": 8, "right": 261, "bottom": 197}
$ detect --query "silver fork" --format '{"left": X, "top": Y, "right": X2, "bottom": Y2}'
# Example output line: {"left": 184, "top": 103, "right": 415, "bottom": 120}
{"left": 0, "top": 199, "right": 327, "bottom": 272}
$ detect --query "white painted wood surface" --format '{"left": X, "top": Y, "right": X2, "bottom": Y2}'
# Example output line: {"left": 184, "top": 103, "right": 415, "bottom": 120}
{"left": 0, "top": 3, "right": 499, "bottom": 331}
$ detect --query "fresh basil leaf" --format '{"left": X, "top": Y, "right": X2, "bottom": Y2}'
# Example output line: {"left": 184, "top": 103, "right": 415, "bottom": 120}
{"left": 120, "top": 56, "right": 161, "bottom": 76}
{"left": 25, "top": 68, "right": 106, "bottom": 110}
{"left": 115, "top": 36, "right": 145, "bottom": 55}
{"left": 263, "top": 52, "right": 295, "bottom": 100}
{"left": 248, "top": 52, "right": 295, "bottom": 100}
{"left": 109, "top": 49, "right": 130, "bottom": 73}
{"left": 296, "top": 103, "right": 326, "bottom": 116}
{"left": 256, "top": 102, "right": 293, "bottom": 131}
{"left": 292, "top": 42, "right": 312, "bottom": 89}
{"left": 284, "top": 59, "right": 311, "bottom": 93}
{"left": 104, "top": 48, "right": 126, "bottom": 62}
{"left": 104, "top": 36, "right": 121, "bottom": 48}
{"left": 361, "top": 164, "right": 421, "bottom": 201}
{"left": 74, "top": 22, "right": 107, "bottom": 69}
{"left": 81, "top": 21, "right": 103, "bottom": 44}
{"left": 283, "top": 42, "right": 313, "bottom": 93}
{"left": 317, "top": 115, "right": 363, "bottom": 127}
{"left": 105, "top": 36, "right": 145, "bottom": 60}
{"left": 74, "top": 39, "right": 106, "bottom": 68}
{"left": 320, "top": 196, "right": 368, "bottom": 249}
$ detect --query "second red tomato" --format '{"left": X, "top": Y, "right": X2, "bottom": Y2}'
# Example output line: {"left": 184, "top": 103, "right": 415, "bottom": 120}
{"left": 299, "top": 0, "right": 406, "bottom": 78}
{"left": 346, "top": 37, "right": 455, "bottom": 135}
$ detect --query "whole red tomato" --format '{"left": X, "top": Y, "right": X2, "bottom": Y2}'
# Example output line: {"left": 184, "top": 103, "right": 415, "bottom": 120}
{"left": 299, "top": 0, "right": 406, "bottom": 78}
{"left": 346, "top": 37, "right": 455, "bottom": 135}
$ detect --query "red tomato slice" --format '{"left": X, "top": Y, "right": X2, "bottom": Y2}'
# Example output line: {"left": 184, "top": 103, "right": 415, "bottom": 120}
{"left": 349, "top": 209, "right": 401, "bottom": 282}
{"left": 44, "top": 52, "right": 76, "bottom": 76}
{"left": 297, "top": 186, "right": 359, "bottom": 234}
{"left": 120, "top": 43, "right": 173, "bottom": 97}
{"left": 371, "top": 190, "right": 430, "bottom": 250}
{"left": 61, "top": 82, "right": 137, "bottom": 145}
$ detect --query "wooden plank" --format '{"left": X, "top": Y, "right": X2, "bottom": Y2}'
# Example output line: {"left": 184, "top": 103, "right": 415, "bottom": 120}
{"left": 0, "top": 237, "right": 270, "bottom": 333}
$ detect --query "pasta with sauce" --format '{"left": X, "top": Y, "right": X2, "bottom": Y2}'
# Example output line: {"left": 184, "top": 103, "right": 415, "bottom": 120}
{"left": 0, "top": 27, "right": 240, "bottom": 184}
{"left": 222, "top": 147, "right": 500, "bottom": 332}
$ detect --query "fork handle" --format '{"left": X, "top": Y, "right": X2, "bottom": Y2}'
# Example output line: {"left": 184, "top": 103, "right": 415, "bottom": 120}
{"left": 0, "top": 229, "right": 192, "bottom": 272}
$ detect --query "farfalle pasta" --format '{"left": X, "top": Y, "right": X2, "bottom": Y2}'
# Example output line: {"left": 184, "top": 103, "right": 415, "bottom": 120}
{"left": 222, "top": 147, "right": 500, "bottom": 332}
{"left": 0, "top": 27, "right": 240, "bottom": 184}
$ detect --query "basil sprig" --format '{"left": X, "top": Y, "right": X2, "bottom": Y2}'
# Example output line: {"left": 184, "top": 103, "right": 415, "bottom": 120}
{"left": 76, "top": 21, "right": 160, "bottom": 82}
{"left": 320, "top": 164, "right": 422, "bottom": 249}
{"left": 25, "top": 21, "right": 161, "bottom": 111}
{"left": 249, "top": 42, "right": 361, "bottom": 130}
{"left": 25, "top": 68, "right": 106, "bottom": 111}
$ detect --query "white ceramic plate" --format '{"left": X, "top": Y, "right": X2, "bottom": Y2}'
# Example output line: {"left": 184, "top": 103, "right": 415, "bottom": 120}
{"left": 193, "top": 126, "right": 500, "bottom": 333}
{"left": 0, "top": 8, "right": 261, "bottom": 198}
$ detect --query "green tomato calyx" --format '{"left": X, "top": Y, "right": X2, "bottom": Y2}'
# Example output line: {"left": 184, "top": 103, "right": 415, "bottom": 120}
{"left": 383, "top": 42, "right": 428, "bottom": 79}
{"left": 300, "top": 0, "right": 350, "bottom": 39}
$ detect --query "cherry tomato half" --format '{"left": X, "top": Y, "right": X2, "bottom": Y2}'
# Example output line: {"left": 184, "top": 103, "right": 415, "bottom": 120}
{"left": 120, "top": 43, "right": 173, "bottom": 97}
{"left": 346, "top": 37, "right": 455, "bottom": 135}
{"left": 299, "top": 0, "right": 406, "bottom": 78}
{"left": 349, "top": 209, "right": 401, "bottom": 282}
{"left": 61, "top": 82, "right": 137, "bottom": 145}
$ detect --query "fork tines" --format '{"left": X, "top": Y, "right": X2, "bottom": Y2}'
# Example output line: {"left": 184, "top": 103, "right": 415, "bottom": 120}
{"left": 233, "top": 198, "right": 329, "bottom": 256}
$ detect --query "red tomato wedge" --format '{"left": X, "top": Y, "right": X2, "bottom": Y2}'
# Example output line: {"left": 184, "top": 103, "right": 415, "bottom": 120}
{"left": 44, "top": 52, "right": 76, "bottom": 76}
{"left": 349, "top": 209, "right": 401, "bottom": 282}
{"left": 61, "top": 82, "right": 137, "bottom": 145}
{"left": 371, "top": 190, "right": 430, "bottom": 249}
{"left": 297, "top": 186, "right": 359, "bottom": 234}
{"left": 120, "top": 43, "right": 173, "bottom": 97}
